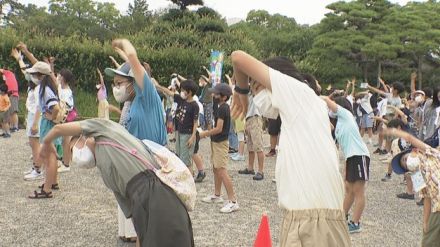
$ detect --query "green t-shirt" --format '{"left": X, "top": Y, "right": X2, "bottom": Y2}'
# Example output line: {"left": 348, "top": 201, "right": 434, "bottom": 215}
{"left": 80, "top": 118, "right": 157, "bottom": 217}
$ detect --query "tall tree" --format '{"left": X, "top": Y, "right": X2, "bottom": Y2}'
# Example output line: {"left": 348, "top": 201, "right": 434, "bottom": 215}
{"left": 169, "top": 0, "right": 203, "bottom": 10}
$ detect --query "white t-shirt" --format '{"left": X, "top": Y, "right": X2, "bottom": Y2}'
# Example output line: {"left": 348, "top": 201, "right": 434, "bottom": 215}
{"left": 269, "top": 68, "right": 344, "bottom": 210}
{"left": 346, "top": 95, "right": 354, "bottom": 108}
{"left": 58, "top": 84, "right": 74, "bottom": 109}
{"left": 377, "top": 98, "right": 388, "bottom": 117}
{"left": 26, "top": 85, "right": 40, "bottom": 114}
{"left": 359, "top": 93, "right": 373, "bottom": 114}
{"left": 385, "top": 93, "right": 402, "bottom": 108}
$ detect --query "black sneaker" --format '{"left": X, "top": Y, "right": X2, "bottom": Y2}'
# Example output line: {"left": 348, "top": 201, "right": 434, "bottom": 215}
{"left": 10, "top": 127, "right": 19, "bottom": 133}
{"left": 228, "top": 148, "right": 238, "bottom": 154}
{"left": 373, "top": 148, "right": 382, "bottom": 154}
{"left": 3, "top": 133, "right": 11, "bottom": 138}
{"left": 416, "top": 199, "right": 424, "bottom": 206}
{"left": 253, "top": 172, "right": 264, "bottom": 181}
{"left": 397, "top": 192, "right": 415, "bottom": 200}
{"left": 194, "top": 172, "right": 206, "bottom": 183}
{"left": 381, "top": 173, "right": 392, "bottom": 182}
{"left": 379, "top": 150, "right": 388, "bottom": 155}
{"left": 238, "top": 168, "right": 255, "bottom": 175}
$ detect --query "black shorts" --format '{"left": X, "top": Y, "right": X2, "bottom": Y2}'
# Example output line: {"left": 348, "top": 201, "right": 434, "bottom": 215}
{"left": 193, "top": 131, "right": 200, "bottom": 154}
{"left": 268, "top": 116, "right": 281, "bottom": 136}
{"left": 346, "top": 156, "right": 370, "bottom": 182}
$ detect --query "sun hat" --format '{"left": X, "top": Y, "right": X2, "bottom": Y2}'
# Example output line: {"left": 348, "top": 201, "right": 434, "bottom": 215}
{"left": 104, "top": 62, "right": 134, "bottom": 78}
{"left": 25, "top": 62, "right": 51, "bottom": 75}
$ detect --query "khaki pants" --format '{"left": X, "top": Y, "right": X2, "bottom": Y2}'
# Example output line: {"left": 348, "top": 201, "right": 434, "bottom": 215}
{"left": 280, "top": 209, "right": 351, "bottom": 247}
{"left": 422, "top": 212, "right": 440, "bottom": 247}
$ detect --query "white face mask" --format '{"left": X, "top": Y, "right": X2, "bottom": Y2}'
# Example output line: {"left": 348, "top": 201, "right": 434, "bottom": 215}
{"left": 415, "top": 95, "right": 423, "bottom": 103}
{"left": 180, "top": 91, "right": 187, "bottom": 100}
{"left": 31, "top": 75, "right": 40, "bottom": 85}
{"left": 2, "top": 76, "right": 5, "bottom": 81}
{"left": 328, "top": 110, "right": 337, "bottom": 119}
{"left": 113, "top": 84, "right": 130, "bottom": 103}
{"left": 406, "top": 154, "right": 420, "bottom": 172}
{"left": 71, "top": 137, "right": 96, "bottom": 169}
{"left": 253, "top": 89, "right": 279, "bottom": 119}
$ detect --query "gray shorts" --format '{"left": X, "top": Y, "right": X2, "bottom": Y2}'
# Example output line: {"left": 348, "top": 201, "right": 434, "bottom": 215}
{"left": 360, "top": 113, "right": 374, "bottom": 129}
{"left": 9, "top": 96, "right": 19, "bottom": 113}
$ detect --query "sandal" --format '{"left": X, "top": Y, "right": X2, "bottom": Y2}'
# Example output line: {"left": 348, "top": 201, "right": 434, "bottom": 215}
{"left": 38, "top": 183, "right": 59, "bottom": 190}
{"left": 238, "top": 168, "right": 255, "bottom": 175}
{"left": 28, "top": 189, "right": 53, "bottom": 199}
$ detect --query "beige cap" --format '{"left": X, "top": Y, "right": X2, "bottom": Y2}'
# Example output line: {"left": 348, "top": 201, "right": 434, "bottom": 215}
{"left": 25, "top": 62, "right": 52, "bottom": 75}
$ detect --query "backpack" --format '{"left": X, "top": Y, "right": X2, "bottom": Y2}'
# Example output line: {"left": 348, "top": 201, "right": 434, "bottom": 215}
{"left": 424, "top": 127, "right": 439, "bottom": 148}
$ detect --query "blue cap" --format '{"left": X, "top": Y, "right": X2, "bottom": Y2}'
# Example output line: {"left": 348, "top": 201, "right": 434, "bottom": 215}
{"left": 391, "top": 149, "right": 412, "bottom": 175}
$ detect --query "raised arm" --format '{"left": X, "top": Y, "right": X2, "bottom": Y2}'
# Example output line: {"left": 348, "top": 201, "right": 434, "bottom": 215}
{"left": 410, "top": 72, "right": 417, "bottom": 94}
{"left": 321, "top": 96, "right": 338, "bottom": 113}
{"left": 10, "top": 48, "right": 27, "bottom": 75}
{"left": 378, "top": 78, "right": 390, "bottom": 93}
{"left": 388, "top": 105, "right": 408, "bottom": 124}
{"left": 97, "top": 68, "right": 105, "bottom": 86}
{"left": 109, "top": 56, "right": 121, "bottom": 68}
{"left": 231, "top": 50, "right": 270, "bottom": 118}
{"left": 111, "top": 39, "right": 145, "bottom": 90}
{"left": 153, "top": 78, "right": 175, "bottom": 97}
{"left": 17, "top": 42, "right": 38, "bottom": 65}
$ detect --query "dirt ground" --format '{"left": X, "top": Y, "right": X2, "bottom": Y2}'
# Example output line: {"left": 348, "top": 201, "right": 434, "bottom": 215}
{"left": 0, "top": 131, "right": 423, "bottom": 247}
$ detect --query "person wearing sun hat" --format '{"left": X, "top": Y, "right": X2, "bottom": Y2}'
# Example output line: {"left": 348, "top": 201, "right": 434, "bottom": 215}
{"left": 104, "top": 39, "right": 167, "bottom": 245}
{"left": 105, "top": 39, "right": 166, "bottom": 146}
{"left": 384, "top": 127, "right": 440, "bottom": 247}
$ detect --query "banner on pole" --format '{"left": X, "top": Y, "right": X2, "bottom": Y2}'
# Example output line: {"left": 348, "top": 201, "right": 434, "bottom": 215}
{"left": 209, "top": 50, "right": 224, "bottom": 87}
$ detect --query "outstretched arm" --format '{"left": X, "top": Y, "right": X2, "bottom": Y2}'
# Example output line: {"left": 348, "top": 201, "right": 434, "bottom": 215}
{"left": 367, "top": 84, "right": 387, "bottom": 97}
{"left": 410, "top": 72, "right": 417, "bottom": 93}
{"left": 321, "top": 96, "right": 338, "bottom": 113}
{"left": 109, "top": 56, "right": 121, "bottom": 68}
{"left": 382, "top": 128, "right": 429, "bottom": 152}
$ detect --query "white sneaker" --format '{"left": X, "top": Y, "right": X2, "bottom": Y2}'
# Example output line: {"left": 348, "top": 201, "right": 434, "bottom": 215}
{"left": 57, "top": 165, "right": 71, "bottom": 173}
{"left": 202, "top": 195, "right": 224, "bottom": 204}
{"left": 23, "top": 167, "right": 34, "bottom": 175}
{"left": 272, "top": 179, "right": 276, "bottom": 183}
{"left": 24, "top": 170, "right": 44, "bottom": 181}
{"left": 231, "top": 154, "right": 245, "bottom": 161}
{"left": 220, "top": 201, "right": 239, "bottom": 213}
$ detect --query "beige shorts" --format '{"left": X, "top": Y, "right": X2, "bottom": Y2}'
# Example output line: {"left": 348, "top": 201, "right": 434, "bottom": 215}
{"left": 422, "top": 211, "right": 440, "bottom": 247}
{"left": 245, "top": 116, "right": 264, "bottom": 152}
{"left": 280, "top": 208, "right": 351, "bottom": 247}
{"left": 211, "top": 140, "right": 229, "bottom": 169}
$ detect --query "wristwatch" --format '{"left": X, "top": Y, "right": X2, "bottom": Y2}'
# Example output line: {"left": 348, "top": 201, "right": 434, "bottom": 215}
{"left": 234, "top": 86, "right": 250, "bottom": 95}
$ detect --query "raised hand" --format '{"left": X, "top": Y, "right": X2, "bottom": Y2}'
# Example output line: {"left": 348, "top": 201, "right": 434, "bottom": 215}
{"left": 10, "top": 48, "right": 20, "bottom": 61}
{"left": 97, "top": 68, "right": 104, "bottom": 85}
{"left": 16, "top": 41, "right": 28, "bottom": 52}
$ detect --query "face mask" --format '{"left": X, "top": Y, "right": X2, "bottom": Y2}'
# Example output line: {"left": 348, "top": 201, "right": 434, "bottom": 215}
{"left": 406, "top": 154, "right": 420, "bottom": 172}
{"left": 2, "top": 76, "right": 5, "bottom": 81}
{"left": 31, "top": 76, "right": 40, "bottom": 85}
{"left": 253, "top": 89, "right": 279, "bottom": 119}
{"left": 415, "top": 95, "right": 423, "bottom": 103}
{"left": 180, "top": 91, "right": 187, "bottom": 100}
{"left": 71, "top": 137, "right": 96, "bottom": 169}
{"left": 328, "top": 110, "right": 337, "bottom": 119}
{"left": 113, "top": 84, "right": 130, "bottom": 103}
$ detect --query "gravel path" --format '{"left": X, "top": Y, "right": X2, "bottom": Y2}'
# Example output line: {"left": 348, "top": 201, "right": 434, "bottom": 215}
{"left": 1, "top": 131, "right": 423, "bottom": 247}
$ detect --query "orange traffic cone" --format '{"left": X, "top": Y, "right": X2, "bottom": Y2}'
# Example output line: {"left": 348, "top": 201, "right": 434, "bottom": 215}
{"left": 254, "top": 213, "right": 272, "bottom": 247}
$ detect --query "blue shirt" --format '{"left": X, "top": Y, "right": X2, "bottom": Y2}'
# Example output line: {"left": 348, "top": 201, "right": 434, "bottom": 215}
{"left": 335, "top": 106, "right": 370, "bottom": 159}
{"left": 39, "top": 86, "right": 58, "bottom": 113}
{"left": 127, "top": 73, "right": 167, "bottom": 146}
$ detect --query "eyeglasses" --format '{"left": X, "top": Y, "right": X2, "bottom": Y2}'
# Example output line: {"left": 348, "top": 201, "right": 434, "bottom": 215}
{"left": 112, "top": 80, "right": 131, "bottom": 89}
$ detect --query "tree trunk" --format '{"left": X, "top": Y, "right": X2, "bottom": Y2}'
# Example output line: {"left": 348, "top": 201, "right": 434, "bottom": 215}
{"left": 417, "top": 56, "right": 423, "bottom": 90}
{"left": 377, "top": 60, "right": 382, "bottom": 87}
{"left": 363, "top": 63, "right": 368, "bottom": 83}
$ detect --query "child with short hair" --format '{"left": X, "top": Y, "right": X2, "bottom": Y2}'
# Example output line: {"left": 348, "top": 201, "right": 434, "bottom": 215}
{"left": 0, "top": 84, "right": 11, "bottom": 138}
{"left": 200, "top": 83, "right": 239, "bottom": 213}
{"left": 154, "top": 79, "right": 199, "bottom": 173}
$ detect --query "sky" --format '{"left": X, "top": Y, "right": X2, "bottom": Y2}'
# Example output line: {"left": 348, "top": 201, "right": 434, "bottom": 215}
{"left": 21, "top": 0, "right": 421, "bottom": 25}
